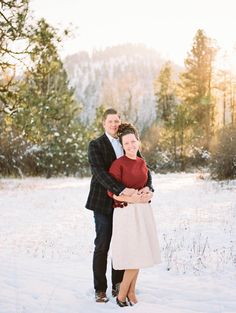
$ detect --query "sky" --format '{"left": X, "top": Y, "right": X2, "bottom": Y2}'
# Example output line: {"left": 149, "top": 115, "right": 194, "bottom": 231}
{"left": 30, "top": 0, "right": 236, "bottom": 66}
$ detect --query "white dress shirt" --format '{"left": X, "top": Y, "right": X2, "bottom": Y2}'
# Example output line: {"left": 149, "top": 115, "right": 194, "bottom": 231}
{"left": 105, "top": 132, "right": 124, "bottom": 159}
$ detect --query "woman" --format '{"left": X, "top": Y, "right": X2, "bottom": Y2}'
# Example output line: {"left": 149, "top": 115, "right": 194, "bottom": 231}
{"left": 108, "top": 123, "right": 161, "bottom": 307}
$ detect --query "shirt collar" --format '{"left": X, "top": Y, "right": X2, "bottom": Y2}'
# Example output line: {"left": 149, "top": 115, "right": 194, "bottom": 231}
{"left": 105, "top": 132, "right": 119, "bottom": 142}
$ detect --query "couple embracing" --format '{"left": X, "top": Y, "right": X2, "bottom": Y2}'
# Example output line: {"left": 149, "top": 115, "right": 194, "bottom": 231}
{"left": 85, "top": 108, "right": 161, "bottom": 307}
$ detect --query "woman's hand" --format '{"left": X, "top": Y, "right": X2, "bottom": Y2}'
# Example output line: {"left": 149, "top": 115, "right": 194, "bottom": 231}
{"left": 137, "top": 187, "right": 153, "bottom": 203}
{"left": 113, "top": 188, "right": 153, "bottom": 204}
{"left": 129, "top": 191, "right": 142, "bottom": 203}
{"left": 122, "top": 187, "right": 136, "bottom": 196}
{"left": 139, "top": 191, "right": 153, "bottom": 203}
{"left": 137, "top": 186, "right": 150, "bottom": 195}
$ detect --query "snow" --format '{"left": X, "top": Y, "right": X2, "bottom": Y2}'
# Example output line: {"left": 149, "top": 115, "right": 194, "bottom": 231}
{"left": 0, "top": 173, "right": 236, "bottom": 313}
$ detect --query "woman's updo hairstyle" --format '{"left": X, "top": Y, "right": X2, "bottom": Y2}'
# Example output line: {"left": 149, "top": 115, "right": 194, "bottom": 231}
{"left": 117, "top": 123, "right": 139, "bottom": 144}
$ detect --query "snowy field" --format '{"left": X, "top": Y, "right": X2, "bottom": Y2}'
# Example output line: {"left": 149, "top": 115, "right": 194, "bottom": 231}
{"left": 0, "top": 173, "right": 236, "bottom": 313}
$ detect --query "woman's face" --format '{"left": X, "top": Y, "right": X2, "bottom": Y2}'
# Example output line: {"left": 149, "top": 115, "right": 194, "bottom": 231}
{"left": 122, "top": 133, "right": 139, "bottom": 158}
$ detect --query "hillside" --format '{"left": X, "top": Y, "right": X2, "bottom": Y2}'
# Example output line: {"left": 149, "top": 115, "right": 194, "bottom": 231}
{"left": 64, "top": 44, "right": 181, "bottom": 130}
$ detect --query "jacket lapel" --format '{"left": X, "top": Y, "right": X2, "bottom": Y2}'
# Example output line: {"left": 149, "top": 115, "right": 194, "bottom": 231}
{"left": 102, "top": 133, "right": 116, "bottom": 159}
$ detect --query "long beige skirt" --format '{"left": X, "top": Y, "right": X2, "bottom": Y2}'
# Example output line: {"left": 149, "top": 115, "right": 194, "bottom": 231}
{"left": 111, "top": 203, "right": 161, "bottom": 270}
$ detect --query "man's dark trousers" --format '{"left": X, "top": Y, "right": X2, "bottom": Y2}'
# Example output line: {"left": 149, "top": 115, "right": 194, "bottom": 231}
{"left": 93, "top": 211, "right": 124, "bottom": 292}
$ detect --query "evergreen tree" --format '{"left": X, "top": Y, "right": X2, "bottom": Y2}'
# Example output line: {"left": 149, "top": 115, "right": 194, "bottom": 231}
{"left": 91, "top": 104, "right": 107, "bottom": 138}
{"left": 0, "top": 0, "right": 31, "bottom": 177}
{"left": 179, "top": 29, "right": 216, "bottom": 149}
{"left": 0, "top": 0, "right": 29, "bottom": 113}
{"left": 152, "top": 61, "right": 185, "bottom": 170}
{"left": 16, "top": 19, "right": 86, "bottom": 177}
{"left": 210, "top": 125, "right": 236, "bottom": 179}
{"left": 154, "top": 61, "right": 176, "bottom": 124}
{"left": 171, "top": 103, "right": 194, "bottom": 170}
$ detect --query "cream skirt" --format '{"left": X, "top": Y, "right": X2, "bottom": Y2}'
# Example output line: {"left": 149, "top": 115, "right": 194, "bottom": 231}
{"left": 111, "top": 203, "right": 161, "bottom": 270}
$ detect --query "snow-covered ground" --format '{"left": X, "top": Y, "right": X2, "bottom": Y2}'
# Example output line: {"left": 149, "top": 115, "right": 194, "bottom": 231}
{"left": 0, "top": 173, "right": 236, "bottom": 313}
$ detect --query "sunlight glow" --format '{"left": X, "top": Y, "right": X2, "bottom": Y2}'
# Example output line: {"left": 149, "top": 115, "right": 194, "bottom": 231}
{"left": 30, "top": 0, "right": 236, "bottom": 66}
{"left": 215, "top": 48, "right": 236, "bottom": 75}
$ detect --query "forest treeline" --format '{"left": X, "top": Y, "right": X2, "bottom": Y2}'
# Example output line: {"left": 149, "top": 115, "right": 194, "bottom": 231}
{"left": 0, "top": 0, "right": 236, "bottom": 179}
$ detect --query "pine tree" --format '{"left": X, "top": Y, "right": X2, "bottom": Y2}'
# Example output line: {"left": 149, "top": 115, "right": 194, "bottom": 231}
{"left": 154, "top": 61, "right": 176, "bottom": 124}
{"left": 179, "top": 29, "right": 216, "bottom": 149}
{"left": 0, "top": 0, "right": 31, "bottom": 176}
{"left": 152, "top": 61, "right": 183, "bottom": 170}
{"left": 0, "top": 0, "right": 29, "bottom": 113}
{"left": 91, "top": 104, "right": 107, "bottom": 138}
{"left": 16, "top": 19, "right": 86, "bottom": 177}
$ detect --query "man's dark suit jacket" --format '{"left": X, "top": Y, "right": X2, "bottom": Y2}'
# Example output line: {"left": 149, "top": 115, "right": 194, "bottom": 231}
{"left": 85, "top": 133, "right": 154, "bottom": 215}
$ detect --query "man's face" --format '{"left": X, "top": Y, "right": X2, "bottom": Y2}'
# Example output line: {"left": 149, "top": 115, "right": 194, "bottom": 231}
{"left": 103, "top": 114, "right": 121, "bottom": 137}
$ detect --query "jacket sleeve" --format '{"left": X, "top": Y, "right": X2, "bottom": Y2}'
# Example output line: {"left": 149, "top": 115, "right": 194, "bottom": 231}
{"left": 88, "top": 140, "right": 125, "bottom": 196}
{"left": 137, "top": 150, "right": 154, "bottom": 192}
{"left": 107, "top": 160, "right": 122, "bottom": 198}
{"left": 146, "top": 169, "right": 154, "bottom": 192}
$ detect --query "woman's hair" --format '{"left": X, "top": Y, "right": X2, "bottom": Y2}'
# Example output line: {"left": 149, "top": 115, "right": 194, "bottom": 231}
{"left": 117, "top": 123, "right": 139, "bottom": 144}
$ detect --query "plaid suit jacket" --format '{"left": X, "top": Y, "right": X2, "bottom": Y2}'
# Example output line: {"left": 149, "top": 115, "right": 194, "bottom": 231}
{"left": 85, "top": 133, "right": 154, "bottom": 215}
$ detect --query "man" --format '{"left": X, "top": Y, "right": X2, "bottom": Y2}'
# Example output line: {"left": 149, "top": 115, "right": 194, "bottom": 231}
{"left": 85, "top": 108, "right": 154, "bottom": 303}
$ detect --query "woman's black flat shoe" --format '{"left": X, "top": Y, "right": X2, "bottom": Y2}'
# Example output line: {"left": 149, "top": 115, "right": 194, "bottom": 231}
{"left": 116, "top": 297, "right": 128, "bottom": 307}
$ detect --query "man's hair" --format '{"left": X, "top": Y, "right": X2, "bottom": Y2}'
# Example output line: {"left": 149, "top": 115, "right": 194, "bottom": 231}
{"left": 102, "top": 108, "right": 120, "bottom": 121}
